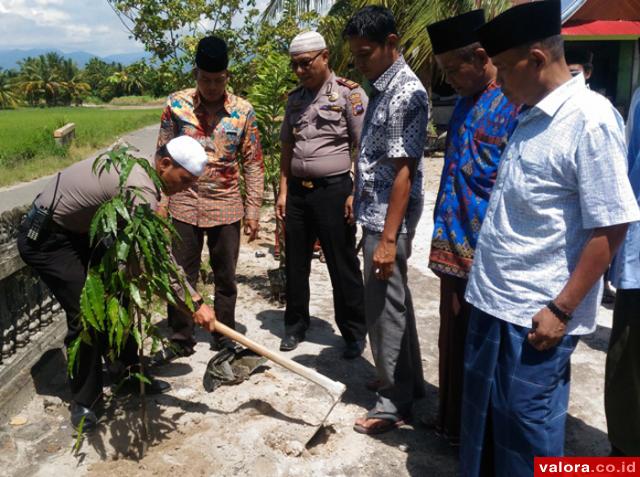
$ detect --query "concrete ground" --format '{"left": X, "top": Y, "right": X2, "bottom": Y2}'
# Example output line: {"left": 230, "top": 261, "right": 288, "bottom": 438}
{"left": 0, "top": 150, "right": 614, "bottom": 476}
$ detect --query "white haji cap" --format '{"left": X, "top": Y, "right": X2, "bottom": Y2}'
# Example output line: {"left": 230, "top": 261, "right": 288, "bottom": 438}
{"left": 165, "top": 136, "right": 208, "bottom": 176}
{"left": 289, "top": 31, "right": 327, "bottom": 55}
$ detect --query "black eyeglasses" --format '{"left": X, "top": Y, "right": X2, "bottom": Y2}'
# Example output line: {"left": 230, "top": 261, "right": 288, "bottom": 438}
{"left": 290, "top": 51, "right": 324, "bottom": 71}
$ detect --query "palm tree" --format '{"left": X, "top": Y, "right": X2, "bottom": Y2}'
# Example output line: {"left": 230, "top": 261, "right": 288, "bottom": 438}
{"left": 82, "top": 58, "right": 120, "bottom": 101}
{"left": 0, "top": 70, "right": 20, "bottom": 109}
{"left": 17, "top": 55, "right": 64, "bottom": 106}
{"left": 64, "top": 76, "right": 91, "bottom": 105}
{"left": 394, "top": 0, "right": 511, "bottom": 70}
{"left": 265, "top": 0, "right": 511, "bottom": 75}
{"left": 56, "top": 57, "right": 90, "bottom": 105}
{"left": 106, "top": 62, "right": 148, "bottom": 97}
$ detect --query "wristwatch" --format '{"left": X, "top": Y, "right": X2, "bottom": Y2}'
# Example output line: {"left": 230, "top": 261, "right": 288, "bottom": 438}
{"left": 193, "top": 297, "right": 204, "bottom": 312}
{"left": 547, "top": 301, "right": 572, "bottom": 323}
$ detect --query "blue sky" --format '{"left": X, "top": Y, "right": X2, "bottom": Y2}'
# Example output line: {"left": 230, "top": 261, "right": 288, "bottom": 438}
{"left": 0, "top": 0, "right": 146, "bottom": 55}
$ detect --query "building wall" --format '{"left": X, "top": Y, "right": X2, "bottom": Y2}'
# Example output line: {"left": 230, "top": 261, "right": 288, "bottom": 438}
{"left": 571, "top": 0, "right": 640, "bottom": 22}
{"left": 617, "top": 41, "right": 636, "bottom": 114}
{"left": 564, "top": 38, "right": 639, "bottom": 115}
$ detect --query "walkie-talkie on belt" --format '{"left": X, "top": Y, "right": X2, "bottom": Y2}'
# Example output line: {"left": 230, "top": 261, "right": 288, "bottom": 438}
{"left": 26, "top": 173, "right": 61, "bottom": 242}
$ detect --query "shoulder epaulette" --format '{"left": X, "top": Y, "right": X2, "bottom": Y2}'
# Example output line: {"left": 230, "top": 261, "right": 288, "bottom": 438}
{"left": 336, "top": 77, "right": 360, "bottom": 90}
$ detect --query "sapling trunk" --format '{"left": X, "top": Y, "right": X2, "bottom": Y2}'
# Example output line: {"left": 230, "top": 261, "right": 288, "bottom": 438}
{"left": 68, "top": 147, "right": 190, "bottom": 457}
{"left": 137, "top": 308, "right": 148, "bottom": 456}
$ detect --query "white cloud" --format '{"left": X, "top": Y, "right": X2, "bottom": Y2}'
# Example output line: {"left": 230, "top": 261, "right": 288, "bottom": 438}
{"left": 0, "top": 0, "right": 144, "bottom": 55}
{"left": 0, "top": 0, "right": 69, "bottom": 26}
{"left": 34, "top": 0, "right": 64, "bottom": 5}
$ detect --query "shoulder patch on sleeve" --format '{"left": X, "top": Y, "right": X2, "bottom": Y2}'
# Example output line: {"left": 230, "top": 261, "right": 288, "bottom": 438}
{"left": 348, "top": 91, "right": 365, "bottom": 116}
{"left": 337, "top": 77, "right": 360, "bottom": 90}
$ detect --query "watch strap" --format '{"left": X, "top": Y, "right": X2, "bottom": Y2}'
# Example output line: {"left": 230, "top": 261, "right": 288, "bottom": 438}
{"left": 547, "top": 300, "right": 572, "bottom": 322}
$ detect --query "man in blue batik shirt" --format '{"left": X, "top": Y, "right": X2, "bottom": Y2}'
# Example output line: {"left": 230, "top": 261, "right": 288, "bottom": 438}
{"left": 606, "top": 86, "right": 640, "bottom": 457}
{"left": 426, "top": 9, "right": 519, "bottom": 446}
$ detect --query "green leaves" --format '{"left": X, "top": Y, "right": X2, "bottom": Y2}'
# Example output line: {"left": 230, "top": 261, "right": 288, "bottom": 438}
{"left": 132, "top": 372, "right": 151, "bottom": 385}
{"left": 129, "top": 282, "right": 143, "bottom": 308}
{"left": 75, "top": 147, "right": 189, "bottom": 381}
{"left": 247, "top": 50, "right": 295, "bottom": 193}
{"left": 319, "top": 0, "right": 512, "bottom": 78}
{"left": 67, "top": 337, "right": 82, "bottom": 378}
{"left": 73, "top": 415, "right": 86, "bottom": 452}
{"left": 80, "top": 272, "right": 106, "bottom": 332}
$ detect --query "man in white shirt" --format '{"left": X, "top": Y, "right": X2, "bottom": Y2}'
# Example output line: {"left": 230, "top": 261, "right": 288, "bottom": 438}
{"left": 460, "top": 1, "right": 640, "bottom": 475}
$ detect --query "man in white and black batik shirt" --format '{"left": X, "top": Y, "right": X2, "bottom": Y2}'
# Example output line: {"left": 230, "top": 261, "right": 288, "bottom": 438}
{"left": 344, "top": 5, "right": 429, "bottom": 435}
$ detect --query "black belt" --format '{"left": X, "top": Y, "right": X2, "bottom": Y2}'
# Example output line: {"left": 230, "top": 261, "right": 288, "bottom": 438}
{"left": 290, "top": 172, "right": 350, "bottom": 189}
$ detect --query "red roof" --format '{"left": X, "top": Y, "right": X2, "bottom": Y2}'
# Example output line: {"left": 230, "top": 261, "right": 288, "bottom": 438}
{"left": 562, "top": 20, "right": 640, "bottom": 38}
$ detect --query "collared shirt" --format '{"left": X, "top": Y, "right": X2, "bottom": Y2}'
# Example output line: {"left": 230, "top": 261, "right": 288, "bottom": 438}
{"left": 429, "top": 82, "right": 518, "bottom": 278}
{"left": 466, "top": 74, "right": 640, "bottom": 335}
{"left": 280, "top": 72, "right": 368, "bottom": 179}
{"left": 157, "top": 89, "right": 264, "bottom": 227}
{"left": 354, "top": 56, "right": 429, "bottom": 234}
{"left": 611, "top": 87, "right": 640, "bottom": 289}
{"left": 36, "top": 156, "right": 159, "bottom": 234}
{"left": 34, "top": 156, "right": 196, "bottom": 301}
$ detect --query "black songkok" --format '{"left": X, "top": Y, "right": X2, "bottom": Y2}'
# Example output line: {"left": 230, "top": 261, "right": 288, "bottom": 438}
{"left": 476, "top": 0, "right": 562, "bottom": 58}
{"left": 427, "top": 10, "right": 486, "bottom": 55}
{"left": 195, "top": 36, "right": 229, "bottom": 72}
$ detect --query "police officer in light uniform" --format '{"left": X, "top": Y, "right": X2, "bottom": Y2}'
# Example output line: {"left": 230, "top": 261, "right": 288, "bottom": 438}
{"left": 276, "top": 31, "right": 368, "bottom": 358}
{"left": 17, "top": 137, "right": 215, "bottom": 431}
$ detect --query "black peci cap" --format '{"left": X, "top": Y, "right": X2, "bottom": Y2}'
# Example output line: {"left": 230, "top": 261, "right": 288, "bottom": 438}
{"left": 476, "top": 0, "right": 562, "bottom": 58}
{"left": 427, "top": 10, "right": 486, "bottom": 55}
{"left": 195, "top": 36, "right": 229, "bottom": 72}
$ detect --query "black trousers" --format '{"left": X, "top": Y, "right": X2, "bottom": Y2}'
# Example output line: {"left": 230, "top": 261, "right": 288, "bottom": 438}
{"left": 167, "top": 219, "right": 240, "bottom": 346}
{"left": 437, "top": 274, "right": 470, "bottom": 441}
{"left": 284, "top": 175, "right": 366, "bottom": 343}
{"left": 17, "top": 224, "right": 138, "bottom": 408}
{"left": 605, "top": 288, "right": 640, "bottom": 456}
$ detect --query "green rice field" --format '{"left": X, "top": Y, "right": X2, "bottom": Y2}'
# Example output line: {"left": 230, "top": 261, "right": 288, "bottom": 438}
{"left": 0, "top": 107, "right": 162, "bottom": 187}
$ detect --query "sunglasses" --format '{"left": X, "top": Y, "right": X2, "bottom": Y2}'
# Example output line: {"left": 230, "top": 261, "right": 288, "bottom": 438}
{"left": 290, "top": 51, "right": 323, "bottom": 71}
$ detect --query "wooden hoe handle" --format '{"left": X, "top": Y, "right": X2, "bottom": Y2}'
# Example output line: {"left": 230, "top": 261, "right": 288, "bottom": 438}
{"left": 210, "top": 321, "right": 346, "bottom": 398}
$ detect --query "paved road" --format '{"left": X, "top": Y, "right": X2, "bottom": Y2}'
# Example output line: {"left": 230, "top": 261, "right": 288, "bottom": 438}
{"left": 0, "top": 125, "right": 159, "bottom": 214}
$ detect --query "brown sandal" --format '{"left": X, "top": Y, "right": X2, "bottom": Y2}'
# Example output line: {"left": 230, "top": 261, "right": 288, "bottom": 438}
{"left": 353, "top": 410, "right": 406, "bottom": 435}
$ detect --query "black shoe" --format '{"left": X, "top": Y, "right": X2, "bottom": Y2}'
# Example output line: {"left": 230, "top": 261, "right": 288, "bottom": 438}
{"left": 70, "top": 401, "right": 98, "bottom": 432}
{"left": 280, "top": 333, "right": 304, "bottom": 351}
{"left": 150, "top": 343, "right": 195, "bottom": 367}
{"left": 114, "top": 376, "right": 171, "bottom": 396}
{"left": 211, "top": 335, "right": 237, "bottom": 352}
{"left": 343, "top": 339, "right": 366, "bottom": 359}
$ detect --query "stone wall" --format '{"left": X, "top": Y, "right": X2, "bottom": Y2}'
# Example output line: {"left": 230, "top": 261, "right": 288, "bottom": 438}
{"left": 0, "top": 206, "right": 62, "bottom": 365}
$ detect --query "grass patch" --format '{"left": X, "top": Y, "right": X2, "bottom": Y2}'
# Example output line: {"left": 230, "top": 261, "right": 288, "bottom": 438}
{"left": 109, "top": 95, "right": 164, "bottom": 106}
{"left": 0, "top": 107, "right": 162, "bottom": 187}
{"left": 84, "top": 95, "right": 106, "bottom": 105}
